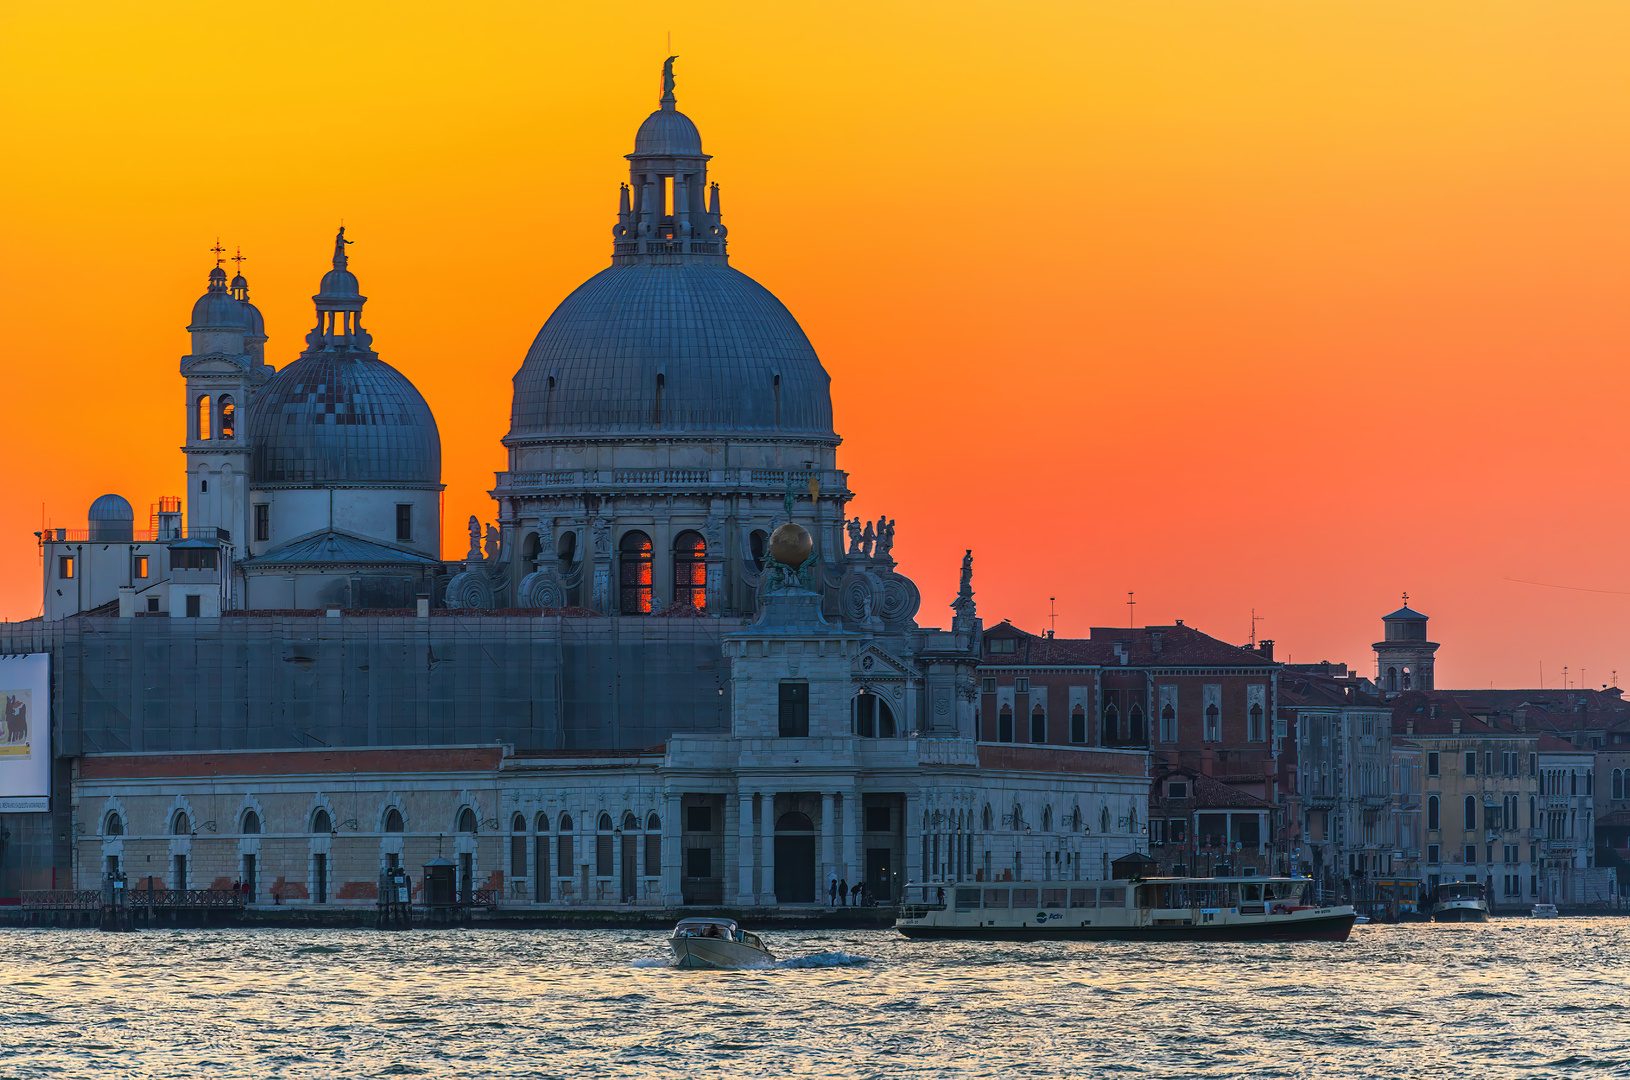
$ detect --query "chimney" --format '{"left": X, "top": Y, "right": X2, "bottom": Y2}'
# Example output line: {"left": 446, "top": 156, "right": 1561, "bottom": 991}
{"left": 1258, "top": 639, "right": 1274, "bottom": 661}
{"left": 1451, "top": 719, "right": 1461, "bottom": 734}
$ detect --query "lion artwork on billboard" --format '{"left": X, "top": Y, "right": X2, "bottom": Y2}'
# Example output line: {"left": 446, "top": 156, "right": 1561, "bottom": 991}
{"left": 0, "top": 689, "right": 30, "bottom": 756}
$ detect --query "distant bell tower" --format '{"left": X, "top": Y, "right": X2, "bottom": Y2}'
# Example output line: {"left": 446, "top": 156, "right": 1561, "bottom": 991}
{"left": 180, "top": 243, "right": 273, "bottom": 602}
{"left": 1374, "top": 595, "right": 1438, "bottom": 694}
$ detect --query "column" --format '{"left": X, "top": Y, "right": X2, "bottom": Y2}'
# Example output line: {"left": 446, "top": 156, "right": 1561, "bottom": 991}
{"left": 737, "top": 793, "right": 755, "bottom": 905}
{"left": 904, "top": 793, "right": 922, "bottom": 899}
{"left": 760, "top": 792, "right": 777, "bottom": 906}
{"left": 843, "top": 791, "right": 860, "bottom": 884}
{"left": 820, "top": 793, "right": 836, "bottom": 902}
{"left": 662, "top": 792, "right": 682, "bottom": 908}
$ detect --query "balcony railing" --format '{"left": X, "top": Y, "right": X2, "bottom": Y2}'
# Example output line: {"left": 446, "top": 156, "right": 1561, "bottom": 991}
{"left": 41, "top": 526, "right": 230, "bottom": 544}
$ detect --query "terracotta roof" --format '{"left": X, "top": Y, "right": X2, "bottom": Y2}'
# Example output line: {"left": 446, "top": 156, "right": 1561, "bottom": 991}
{"left": 983, "top": 621, "right": 1274, "bottom": 668}
{"left": 1537, "top": 733, "right": 1583, "bottom": 752}
{"left": 1153, "top": 767, "right": 1275, "bottom": 809}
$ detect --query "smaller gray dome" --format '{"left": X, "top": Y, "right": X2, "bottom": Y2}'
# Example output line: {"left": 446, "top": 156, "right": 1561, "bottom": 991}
{"left": 88, "top": 493, "right": 134, "bottom": 541}
{"left": 230, "top": 273, "right": 248, "bottom": 291}
{"left": 634, "top": 108, "right": 703, "bottom": 157}
{"left": 317, "top": 267, "right": 361, "bottom": 299}
{"left": 88, "top": 493, "right": 133, "bottom": 521}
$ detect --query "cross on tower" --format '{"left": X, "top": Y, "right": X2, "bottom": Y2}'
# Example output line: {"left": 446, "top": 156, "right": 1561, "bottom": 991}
{"left": 231, "top": 246, "right": 247, "bottom": 274}
{"left": 1127, "top": 591, "right": 1136, "bottom": 630}
{"left": 1402, "top": 591, "right": 1409, "bottom": 608}
{"left": 211, "top": 238, "right": 226, "bottom": 268}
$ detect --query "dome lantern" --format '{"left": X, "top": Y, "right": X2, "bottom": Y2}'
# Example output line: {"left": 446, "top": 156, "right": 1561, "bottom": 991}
{"left": 614, "top": 57, "right": 728, "bottom": 265}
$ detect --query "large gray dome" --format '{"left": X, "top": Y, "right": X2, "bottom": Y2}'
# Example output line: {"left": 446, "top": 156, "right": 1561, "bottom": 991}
{"left": 248, "top": 354, "right": 441, "bottom": 486}
{"left": 507, "top": 262, "right": 835, "bottom": 440}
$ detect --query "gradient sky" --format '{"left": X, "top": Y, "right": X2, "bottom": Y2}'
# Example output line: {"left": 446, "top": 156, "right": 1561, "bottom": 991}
{"left": 4, "top": 1, "right": 1630, "bottom": 690}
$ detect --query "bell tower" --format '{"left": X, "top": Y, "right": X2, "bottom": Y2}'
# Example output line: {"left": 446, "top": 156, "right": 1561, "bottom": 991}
{"left": 1374, "top": 595, "right": 1439, "bottom": 695}
{"left": 180, "top": 243, "right": 271, "bottom": 597}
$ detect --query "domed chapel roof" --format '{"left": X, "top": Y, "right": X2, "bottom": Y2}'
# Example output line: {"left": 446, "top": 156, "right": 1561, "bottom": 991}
{"left": 506, "top": 59, "right": 835, "bottom": 444}
{"left": 247, "top": 232, "right": 441, "bottom": 487}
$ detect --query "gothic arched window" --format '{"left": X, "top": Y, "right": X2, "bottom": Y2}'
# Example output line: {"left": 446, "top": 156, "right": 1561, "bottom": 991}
{"left": 982, "top": 804, "right": 993, "bottom": 831}
{"left": 241, "top": 810, "right": 260, "bottom": 835}
{"left": 673, "top": 531, "right": 707, "bottom": 610}
{"left": 1030, "top": 705, "right": 1046, "bottom": 743}
{"left": 1128, "top": 704, "right": 1144, "bottom": 743}
{"left": 105, "top": 811, "right": 123, "bottom": 836}
{"left": 998, "top": 704, "right": 1013, "bottom": 743}
{"left": 383, "top": 809, "right": 404, "bottom": 833}
{"left": 1071, "top": 705, "right": 1086, "bottom": 744}
{"left": 1161, "top": 703, "right": 1177, "bottom": 743}
{"left": 1204, "top": 703, "right": 1220, "bottom": 741}
{"left": 172, "top": 811, "right": 190, "bottom": 836}
{"left": 1103, "top": 704, "right": 1119, "bottom": 744}
{"left": 457, "top": 808, "right": 477, "bottom": 833}
{"left": 619, "top": 531, "right": 653, "bottom": 614}
{"left": 312, "top": 808, "right": 332, "bottom": 834}
{"left": 196, "top": 395, "right": 211, "bottom": 441}
{"left": 1041, "top": 806, "right": 1052, "bottom": 832}
{"left": 217, "top": 395, "right": 235, "bottom": 441}
{"left": 1248, "top": 702, "right": 1264, "bottom": 741}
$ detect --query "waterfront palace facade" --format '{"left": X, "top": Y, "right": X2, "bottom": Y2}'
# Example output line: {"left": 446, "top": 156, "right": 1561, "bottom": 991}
{"left": 0, "top": 66, "right": 1152, "bottom": 907}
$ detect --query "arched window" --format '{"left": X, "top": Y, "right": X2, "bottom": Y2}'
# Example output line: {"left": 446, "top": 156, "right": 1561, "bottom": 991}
{"left": 520, "top": 532, "right": 541, "bottom": 577}
{"left": 510, "top": 815, "right": 528, "bottom": 878}
{"left": 241, "top": 810, "right": 260, "bottom": 835}
{"left": 673, "top": 531, "right": 707, "bottom": 611}
{"left": 1128, "top": 704, "right": 1144, "bottom": 743}
{"left": 457, "top": 808, "right": 477, "bottom": 833}
{"left": 1041, "top": 806, "right": 1053, "bottom": 832}
{"left": 750, "top": 529, "right": 768, "bottom": 572}
{"left": 998, "top": 704, "right": 1013, "bottom": 743}
{"left": 557, "top": 531, "right": 576, "bottom": 571}
{"left": 1030, "top": 705, "right": 1046, "bottom": 743}
{"left": 1204, "top": 703, "right": 1220, "bottom": 741}
{"left": 1160, "top": 703, "right": 1177, "bottom": 743}
{"left": 105, "top": 811, "right": 123, "bottom": 836}
{"left": 1463, "top": 795, "right": 1476, "bottom": 831}
{"left": 1100, "top": 805, "right": 1111, "bottom": 833}
{"left": 776, "top": 812, "right": 814, "bottom": 831}
{"left": 1071, "top": 705, "right": 1087, "bottom": 744}
{"left": 1071, "top": 805, "right": 1082, "bottom": 831}
{"left": 1103, "top": 704, "right": 1119, "bottom": 744}
{"left": 644, "top": 813, "right": 662, "bottom": 877}
{"left": 172, "top": 811, "right": 191, "bottom": 836}
{"left": 1615, "top": 769, "right": 1624, "bottom": 801}
{"left": 1248, "top": 702, "right": 1264, "bottom": 741}
{"left": 312, "top": 808, "right": 332, "bottom": 834}
{"left": 217, "top": 395, "right": 235, "bottom": 441}
{"left": 383, "top": 808, "right": 404, "bottom": 833}
{"left": 1427, "top": 795, "right": 1439, "bottom": 831}
{"left": 558, "top": 814, "right": 574, "bottom": 878}
{"left": 1011, "top": 803, "right": 1024, "bottom": 831}
{"left": 512, "top": 814, "right": 527, "bottom": 833}
{"left": 854, "top": 692, "right": 897, "bottom": 738}
{"left": 619, "top": 531, "right": 653, "bottom": 614}
{"left": 623, "top": 811, "right": 640, "bottom": 832}
{"left": 598, "top": 812, "right": 613, "bottom": 832}
{"left": 647, "top": 812, "right": 661, "bottom": 832}
{"left": 560, "top": 813, "right": 573, "bottom": 831}
{"left": 1529, "top": 795, "right": 1537, "bottom": 829}
{"left": 535, "top": 813, "right": 550, "bottom": 833}
{"left": 1387, "top": 667, "right": 1398, "bottom": 691}
{"left": 196, "top": 395, "right": 211, "bottom": 441}
{"left": 982, "top": 804, "right": 993, "bottom": 831}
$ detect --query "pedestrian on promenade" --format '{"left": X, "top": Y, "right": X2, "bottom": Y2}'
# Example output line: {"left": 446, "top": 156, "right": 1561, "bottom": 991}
{"left": 851, "top": 880, "right": 863, "bottom": 906}
{"left": 838, "top": 877, "right": 849, "bottom": 906}
{"left": 829, "top": 872, "right": 839, "bottom": 906}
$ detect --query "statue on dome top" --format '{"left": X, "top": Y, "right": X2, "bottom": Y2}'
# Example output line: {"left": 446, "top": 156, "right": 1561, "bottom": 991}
{"left": 661, "top": 56, "right": 678, "bottom": 98}
{"left": 333, "top": 227, "right": 353, "bottom": 266}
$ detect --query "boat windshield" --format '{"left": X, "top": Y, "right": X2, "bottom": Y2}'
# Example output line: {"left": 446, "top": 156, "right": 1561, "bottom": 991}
{"left": 1436, "top": 882, "right": 1484, "bottom": 901}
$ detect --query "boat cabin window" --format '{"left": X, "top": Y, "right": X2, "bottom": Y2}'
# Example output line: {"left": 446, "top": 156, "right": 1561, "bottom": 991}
{"left": 1241, "top": 883, "right": 1263, "bottom": 902}
{"left": 954, "top": 888, "right": 981, "bottom": 910}
{"left": 1069, "top": 888, "right": 1096, "bottom": 908}
{"left": 1099, "top": 887, "right": 1124, "bottom": 907}
{"left": 1041, "top": 888, "right": 1067, "bottom": 909}
{"left": 983, "top": 889, "right": 1010, "bottom": 908}
{"left": 1011, "top": 888, "right": 1038, "bottom": 907}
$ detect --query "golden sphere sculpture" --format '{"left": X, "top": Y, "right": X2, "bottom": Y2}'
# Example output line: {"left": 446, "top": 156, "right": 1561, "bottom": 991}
{"left": 767, "top": 522, "right": 814, "bottom": 567}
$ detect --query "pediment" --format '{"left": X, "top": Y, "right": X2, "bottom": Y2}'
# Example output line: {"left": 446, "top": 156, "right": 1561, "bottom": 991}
{"left": 853, "top": 644, "right": 912, "bottom": 679}
{"left": 180, "top": 354, "right": 252, "bottom": 376}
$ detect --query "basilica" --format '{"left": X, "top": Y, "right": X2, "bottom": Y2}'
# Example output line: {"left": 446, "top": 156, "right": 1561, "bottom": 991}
{"left": 2, "top": 64, "right": 1149, "bottom": 910}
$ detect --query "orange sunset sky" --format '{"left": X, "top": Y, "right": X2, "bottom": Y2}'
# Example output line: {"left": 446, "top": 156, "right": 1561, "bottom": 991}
{"left": 3, "top": 1, "right": 1630, "bottom": 690}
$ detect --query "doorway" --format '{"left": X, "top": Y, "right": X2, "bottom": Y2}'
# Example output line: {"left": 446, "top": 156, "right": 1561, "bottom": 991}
{"left": 621, "top": 835, "right": 637, "bottom": 903}
{"left": 867, "top": 847, "right": 893, "bottom": 902}
{"left": 774, "top": 812, "right": 816, "bottom": 902}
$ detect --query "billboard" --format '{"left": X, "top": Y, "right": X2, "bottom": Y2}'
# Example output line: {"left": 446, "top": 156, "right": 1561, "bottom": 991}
{"left": 0, "top": 653, "right": 49, "bottom": 812}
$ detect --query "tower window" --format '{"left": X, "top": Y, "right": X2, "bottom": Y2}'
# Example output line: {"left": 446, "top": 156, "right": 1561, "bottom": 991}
{"left": 132, "top": 555, "right": 148, "bottom": 579}
{"left": 217, "top": 395, "right": 235, "bottom": 441}
{"left": 197, "top": 395, "right": 211, "bottom": 441}
{"left": 200, "top": 480, "right": 208, "bottom": 493}
{"left": 254, "top": 504, "right": 269, "bottom": 543}
{"left": 618, "top": 530, "right": 653, "bottom": 614}
{"left": 778, "top": 681, "right": 809, "bottom": 737}
{"left": 396, "top": 504, "right": 413, "bottom": 542}
{"left": 673, "top": 530, "right": 706, "bottom": 610}
{"left": 58, "top": 556, "right": 74, "bottom": 579}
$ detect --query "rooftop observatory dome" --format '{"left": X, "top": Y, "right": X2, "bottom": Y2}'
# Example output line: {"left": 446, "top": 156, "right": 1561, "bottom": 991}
{"left": 247, "top": 231, "right": 441, "bottom": 487}
{"left": 506, "top": 59, "right": 834, "bottom": 444}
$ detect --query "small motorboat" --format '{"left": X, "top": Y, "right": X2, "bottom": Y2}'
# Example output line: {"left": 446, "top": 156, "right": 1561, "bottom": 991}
{"left": 668, "top": 917, "right": 774, "bottom": 969}
{"left": 1352, "top": 915, "right": 1372, "bottom": 925}
{"left": 1531, "top": 903, "right": 1559, "bottom": 918}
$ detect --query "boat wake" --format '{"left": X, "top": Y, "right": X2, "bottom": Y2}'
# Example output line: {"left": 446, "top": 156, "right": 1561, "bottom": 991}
{"left": 630, "top": 952, "right": 871, "bottom": 970}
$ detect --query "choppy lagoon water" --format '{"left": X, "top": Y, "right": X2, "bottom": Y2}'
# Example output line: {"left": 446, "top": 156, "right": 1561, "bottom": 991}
{"left": 2, "top": 920, "right": 1628, "bottom": 1079}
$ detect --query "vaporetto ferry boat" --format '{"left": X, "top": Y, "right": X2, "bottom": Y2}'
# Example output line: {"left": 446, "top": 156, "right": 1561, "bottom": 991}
{"left": 895, "top": 876, "right": 1357, "bottom": 942}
